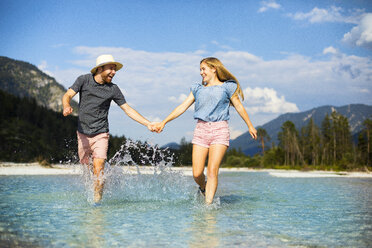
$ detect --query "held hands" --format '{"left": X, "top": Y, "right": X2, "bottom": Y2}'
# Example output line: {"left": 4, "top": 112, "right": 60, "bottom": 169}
{"left": 147, "top": 122, "right": 165, "bottom": 133}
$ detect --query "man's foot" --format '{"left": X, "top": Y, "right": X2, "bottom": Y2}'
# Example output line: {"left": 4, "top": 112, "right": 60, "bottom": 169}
{"left": 94, "top": 181, "right": 104, "bottom": 203}
{"left": 94, "top": 190, "right": 102, "bottom": 203}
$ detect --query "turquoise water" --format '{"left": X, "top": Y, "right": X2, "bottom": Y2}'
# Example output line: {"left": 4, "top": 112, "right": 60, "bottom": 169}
{"left": 0, "top": 168, "right": 371, "bottom": 247}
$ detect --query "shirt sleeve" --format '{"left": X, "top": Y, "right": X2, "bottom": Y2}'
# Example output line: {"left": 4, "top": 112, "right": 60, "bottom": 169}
{"left": 190, "top": 83, "right": 202, "bottom": 97}
{"left": 224, "top": 80, "right": 238, "bottom": 99}
{"left": 69, "top": 74, "right": 86, "bottom": 93}
{"left": 112, "top": 85, "right": 126, "bottom": 106}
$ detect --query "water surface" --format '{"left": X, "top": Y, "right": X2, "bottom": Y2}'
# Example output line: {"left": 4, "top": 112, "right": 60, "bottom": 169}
{"left": 0, "top": 169, "right": 371, "bottom": 247}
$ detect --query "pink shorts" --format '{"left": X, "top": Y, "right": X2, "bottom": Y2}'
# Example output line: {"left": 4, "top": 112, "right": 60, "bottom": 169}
{"left": 77, "top": 131, "right": 109, "bottom": 165}
{"left": 192, "top": 120, "right": 230, "bottom": 148}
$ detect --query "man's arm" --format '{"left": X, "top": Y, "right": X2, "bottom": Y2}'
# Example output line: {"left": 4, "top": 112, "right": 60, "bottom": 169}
{"left": 120, "top": 103, "right": 153, "bottom": 131}
{"left": 62, "top": 89, "right": 77, "bottom": 116}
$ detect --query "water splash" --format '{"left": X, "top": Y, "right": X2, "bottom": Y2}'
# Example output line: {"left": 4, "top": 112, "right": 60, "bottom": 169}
{"left": 76, "top": 139, "right": 194, "bottom": 204}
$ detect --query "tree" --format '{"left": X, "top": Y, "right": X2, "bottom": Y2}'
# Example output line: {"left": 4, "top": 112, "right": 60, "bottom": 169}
{"left": 278, "top": 121, "right": 304, "bottom": 166}
{"left": 363, "top": 119, "right": 372, "bottom": 167}
{"left": 257, "top": 128, "right": 270, "bottom": 155}
{"left": 321, "top": 113, "right": 332, "bottom": 166}
{"left": 302, "top": 118, "right": 321, "bottom": 166}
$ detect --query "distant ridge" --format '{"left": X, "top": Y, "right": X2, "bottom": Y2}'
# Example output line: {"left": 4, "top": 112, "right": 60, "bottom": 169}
{"left": 0, "top": 56, "right": 78, "bottom": 113}
{"left": 161, "top": 142, "right": 180, "bottom": 150}
{"left": 230, "top": 104, "right": 372, "bottom": 155}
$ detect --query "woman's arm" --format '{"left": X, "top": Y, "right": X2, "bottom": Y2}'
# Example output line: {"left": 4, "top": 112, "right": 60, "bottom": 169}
{"left": 156, "top": 92, "right": 195, "bottom": 133}
{"left": 230, "top": 94, "right": 257, "bottom": 139}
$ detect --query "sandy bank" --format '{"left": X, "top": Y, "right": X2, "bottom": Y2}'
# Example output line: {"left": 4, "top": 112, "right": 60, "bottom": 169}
{"left": 0, "top": 162, "right": 371, "bottom": 178}
{"left": 0, "top": 162, "right": 80, "bottom": 175}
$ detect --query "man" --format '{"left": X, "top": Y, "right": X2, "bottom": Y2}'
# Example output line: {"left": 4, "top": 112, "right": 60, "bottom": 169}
{"left": 62, "top": 54, "right": 155, "bottom": 203}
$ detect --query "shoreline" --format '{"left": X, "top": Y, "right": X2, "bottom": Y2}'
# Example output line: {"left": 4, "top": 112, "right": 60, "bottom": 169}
{"left": 0, "top": 162, "right": 371, "bottom": 178}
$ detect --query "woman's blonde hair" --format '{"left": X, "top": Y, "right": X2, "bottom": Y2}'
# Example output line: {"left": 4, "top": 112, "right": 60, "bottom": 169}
{"left": 200, "top": 57, "right": 244, "bottom": 101}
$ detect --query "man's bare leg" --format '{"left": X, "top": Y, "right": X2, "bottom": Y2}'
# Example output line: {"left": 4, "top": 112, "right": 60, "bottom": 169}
{"left": 93, "top": 158, "right": 105, "bottom": 203}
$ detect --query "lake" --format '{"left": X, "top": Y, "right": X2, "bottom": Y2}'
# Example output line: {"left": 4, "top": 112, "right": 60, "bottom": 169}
{"left": 0, "top": 167, "right": 371, "bottom": 247}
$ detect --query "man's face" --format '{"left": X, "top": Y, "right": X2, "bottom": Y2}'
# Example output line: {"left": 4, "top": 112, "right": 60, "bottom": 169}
{"left": 100, "top": 64, "right": 117, "bottom": 83}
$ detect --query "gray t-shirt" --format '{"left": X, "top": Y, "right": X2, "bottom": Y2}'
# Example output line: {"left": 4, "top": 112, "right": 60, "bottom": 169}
{"left": 70, "top": 73, "right": 126, "bottom": 135}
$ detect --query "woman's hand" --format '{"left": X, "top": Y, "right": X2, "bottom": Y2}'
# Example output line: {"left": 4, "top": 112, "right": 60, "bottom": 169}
{"left": 248, "top": 126, "right": 257, "bottom": 140}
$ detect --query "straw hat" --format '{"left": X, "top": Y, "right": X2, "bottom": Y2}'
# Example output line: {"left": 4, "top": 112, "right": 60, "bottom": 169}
{"left": 90, "top": 54, "right": 123, "bottom": 74}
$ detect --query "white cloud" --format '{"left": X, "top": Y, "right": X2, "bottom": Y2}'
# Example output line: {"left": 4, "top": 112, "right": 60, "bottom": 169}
{"left": 343, "top": 13, "right": 372, "bottom": 49}
{"left": 169, "top": 93, "right": 188, "bottom": 103}
{"left": 211, "top": 40, "right": 233, "bottom": 50}
{"left": 323, "top": 46, "right": 338, "bottom": 55}
{"left": 288, "top": 6, "right": 362, "bottom": 24}
{"left": 168, "top": 93, "right": 194, "bottom": 111}
{"left": 229, "top": 126, "right": 244, "bottom": 140}
{"left": 258, "top": 0, "right": 281, "bottom": 13}
{"left": 147, "top": 115, "right": 162, "bottom": 122}
{"left": 243, "top": 87, "right": 299, "bottom": 114}
{"left": 360, "top": 88, "right": 370, "bottom": 93}
{"left": 37, "top": 60, "right": 54, "bottom": 77}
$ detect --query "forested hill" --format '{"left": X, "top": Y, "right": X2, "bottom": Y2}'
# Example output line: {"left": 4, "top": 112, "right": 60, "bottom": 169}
{"left": 0, "top": 89, "right": 170, "bottom": 165}
{"left": 0, "top": 89, "right": 78, "bottom": 163}
{"left": 230, "top": 104, "right": 372, "bottom": 155}
{"left": 0, "top": 56, "right": 78, "bottom": 113}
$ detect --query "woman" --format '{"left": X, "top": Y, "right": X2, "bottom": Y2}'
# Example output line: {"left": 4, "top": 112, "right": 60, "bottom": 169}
{"left": 155, "top": 57, "right": 257, "bottom": 204}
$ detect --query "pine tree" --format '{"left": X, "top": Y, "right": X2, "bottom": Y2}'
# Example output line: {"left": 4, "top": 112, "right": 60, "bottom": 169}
{"left": 257, "top": 128, "right": 270, "bottom": 155}
{"left": 278, "top": 121, "right": 304, "bottom": 166}
{"left": 321, "top": 113, "right": 332, "bottom": 166}
{"left": 363, "top": 119, "right": 372, "bottom": 167}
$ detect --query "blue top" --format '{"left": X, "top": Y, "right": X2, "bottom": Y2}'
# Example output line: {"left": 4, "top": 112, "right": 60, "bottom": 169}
{"left": 190, "top": 80, "right": 237, "bottom": 122}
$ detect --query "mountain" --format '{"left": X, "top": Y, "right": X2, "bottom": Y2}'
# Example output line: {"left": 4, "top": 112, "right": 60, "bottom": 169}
{"left": 230, "top": 104, "right": 372, "bottom": 155}
{"left": 0, "top": 56, "right": 77, "bottom": 113}
{"left": 161, "top": 142, "right": 181, "bottom": 150}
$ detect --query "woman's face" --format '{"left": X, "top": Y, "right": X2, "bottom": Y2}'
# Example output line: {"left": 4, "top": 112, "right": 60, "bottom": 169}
{"left": 200, "top": 62, "right": 215, "bottom": 83}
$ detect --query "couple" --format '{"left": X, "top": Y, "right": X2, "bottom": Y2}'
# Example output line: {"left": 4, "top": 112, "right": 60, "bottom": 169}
{"left": 62, "top": 54, "right": 257, "bottom": 204}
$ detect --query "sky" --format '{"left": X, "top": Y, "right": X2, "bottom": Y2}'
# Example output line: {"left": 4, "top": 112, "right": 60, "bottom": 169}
{"left": 1, "top": 0, "right": 372, "bottom": 146}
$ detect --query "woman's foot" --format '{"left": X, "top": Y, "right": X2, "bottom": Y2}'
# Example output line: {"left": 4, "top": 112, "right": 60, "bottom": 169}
{"left": 198, "top": 181, "right": 207, "bottom": 196}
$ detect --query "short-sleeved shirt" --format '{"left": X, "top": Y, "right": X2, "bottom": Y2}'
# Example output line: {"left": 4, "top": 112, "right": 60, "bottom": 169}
{"left": 70, "top": 73, "right": 126, "bottom": 135}
{"left": 190, "top": 80, "right": 237, "bottom": 122}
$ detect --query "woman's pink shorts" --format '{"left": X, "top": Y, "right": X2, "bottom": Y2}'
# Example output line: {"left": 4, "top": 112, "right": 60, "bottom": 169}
{"left": 77, "top": 131, "right": 109, "bottom": 165}
{"left": 192, "top": 120, "right": 230, "bottom": 148}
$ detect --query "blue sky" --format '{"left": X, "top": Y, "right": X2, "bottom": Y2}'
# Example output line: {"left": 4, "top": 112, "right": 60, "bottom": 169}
{"left": 1, "top": 0, "right": 372, "bottom": 146}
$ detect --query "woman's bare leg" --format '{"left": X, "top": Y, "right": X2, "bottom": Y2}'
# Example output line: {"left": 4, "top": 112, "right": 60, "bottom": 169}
{"left": 205, "top": 144, "right": 228, "bottom": 204}
{"left": 192, "top": 145, "right": 208, "bottom": 193}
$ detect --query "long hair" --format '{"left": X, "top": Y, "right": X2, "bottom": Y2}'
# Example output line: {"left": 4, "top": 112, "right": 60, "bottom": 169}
{"left": 200, "top": 57, "right": 244, "bottom": 101}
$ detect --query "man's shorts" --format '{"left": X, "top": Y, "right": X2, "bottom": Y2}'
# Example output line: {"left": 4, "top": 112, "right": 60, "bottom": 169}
{"left": 192, "top": 120, "right": 230, "bottom": 148}
{"left": 77, "top": 131, "right": 109, "bottom": 165}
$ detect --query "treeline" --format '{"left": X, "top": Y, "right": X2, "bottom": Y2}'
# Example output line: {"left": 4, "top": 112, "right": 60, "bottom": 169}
{"left": 222, "top": 112, "right": 372, "bottom": 171}
{"left": 0, "top": 90, "right": 78, "bottom": 164}
{"left": 0, "top": 90, "right": 172, "bottom": 165}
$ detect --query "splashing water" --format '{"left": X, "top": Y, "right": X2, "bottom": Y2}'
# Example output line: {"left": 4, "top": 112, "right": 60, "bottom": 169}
{"left": 75, "top": 139, "right": 195, "bottom": 204}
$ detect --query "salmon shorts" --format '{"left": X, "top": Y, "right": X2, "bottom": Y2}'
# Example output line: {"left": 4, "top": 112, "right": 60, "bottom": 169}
{"left": 192, "top": 120, "right": 230, "bottom": 148}
{"left": 77, "top": 131, "right": 109, "bottom": 165}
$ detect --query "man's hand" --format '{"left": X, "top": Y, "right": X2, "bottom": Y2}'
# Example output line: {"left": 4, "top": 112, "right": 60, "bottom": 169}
{"left": 63, "top": 106, "right": 73, "bottom": 116}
